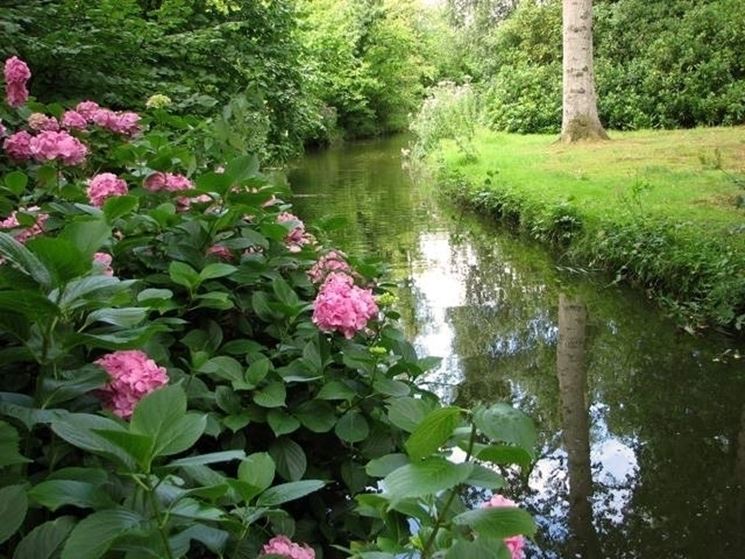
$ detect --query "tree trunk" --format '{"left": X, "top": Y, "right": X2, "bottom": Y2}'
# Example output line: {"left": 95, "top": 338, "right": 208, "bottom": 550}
{"left": 557, "top": 295, "right": 602, "bottom": 558}
{"left": 561, "top": 0, "right": 608, "bottom": 142}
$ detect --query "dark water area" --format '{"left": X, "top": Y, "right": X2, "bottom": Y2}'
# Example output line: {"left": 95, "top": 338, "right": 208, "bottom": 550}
{"left": 287, "top": 135, "right": 745, "bottom": 558}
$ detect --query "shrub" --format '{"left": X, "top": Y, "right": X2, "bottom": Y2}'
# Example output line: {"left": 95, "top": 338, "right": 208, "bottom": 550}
{"left": 0, "top": 58, "right": 536, "bottom": 558}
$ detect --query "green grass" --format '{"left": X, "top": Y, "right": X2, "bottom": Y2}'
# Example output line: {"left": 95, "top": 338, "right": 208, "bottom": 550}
{"left": 437, "top": 126, "right": 745, "bottom": 236}
{"left": 429, "top": 126, "right": 745, "bottom": 328}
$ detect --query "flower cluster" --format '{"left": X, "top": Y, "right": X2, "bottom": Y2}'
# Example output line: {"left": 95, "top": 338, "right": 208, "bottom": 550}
{"left": 61, "top": 110, "right": 87, "bottom": 130}
{"left": 207, "top": 244, "right": 233, "bottom": 261}
{"left": 28, "top": 113, "right": 59, "bottom": 132}
{"left": 277, "top": 212, "right": 313, "bottom": 252}
{"left": 482, "top": 495, "right": 526, "bottom": 559}
{"left": 143, "top": 171, "right": 193, "bottom": 192}
{"left": 261, "top": 536, "right": 315, "bottom": 559}
{"left": 4, "top": 56, "right": 31, "bottom": 107}
{"left": 95, "top": 350, "right": 169, "bottom": 419}
{"left": 93, "top": 252, "right": 114, "bottom": 276}
{"left": 28, "top": 130, "right": 88, "bottom": 165}
{"left": 86, "top": 173, "right": 128, "bottom": 207}
{"left": 146, "top": 94, "right": 172, "bottom": 109}
{"left": 0, "top": 207, "right": 48, "bottom": 244}
{"left": 308, "top": 250, "right": 351, "bottom": 284}
{"left": 3, "top": 131, "right": 33, "bottom": 160}
{"left": 312, "top": 273, "right": 378, "bottom": 339}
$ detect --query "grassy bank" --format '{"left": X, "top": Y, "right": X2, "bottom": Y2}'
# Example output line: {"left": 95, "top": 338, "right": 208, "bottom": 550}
{"left": 428, "top": 126, "right": 745, "bottom": 329}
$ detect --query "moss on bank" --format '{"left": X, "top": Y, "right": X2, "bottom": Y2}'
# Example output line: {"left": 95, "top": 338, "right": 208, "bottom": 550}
{"left": 427, "top": 127, "right": 745, "bottom": 329}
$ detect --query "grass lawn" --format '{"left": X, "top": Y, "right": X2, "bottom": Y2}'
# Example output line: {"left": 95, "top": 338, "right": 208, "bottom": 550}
{"left": 429, "top": 126, "right": 745, "bottom": 327}
{"left": 436, "top": 126, "right": 745, "bottom": 241}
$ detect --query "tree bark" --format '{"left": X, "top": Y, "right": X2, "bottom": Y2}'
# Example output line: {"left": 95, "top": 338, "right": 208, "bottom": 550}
{"left": 561, "top": 0, "right": 608, "bottom": 142}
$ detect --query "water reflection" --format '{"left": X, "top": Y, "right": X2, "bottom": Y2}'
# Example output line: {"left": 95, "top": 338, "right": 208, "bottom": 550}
{"left": 288, "top": 136, "right": 745, "bottom": 557}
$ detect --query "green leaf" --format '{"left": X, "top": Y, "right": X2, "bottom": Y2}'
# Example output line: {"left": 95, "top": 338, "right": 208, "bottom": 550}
{"left": 60, "top": 509, "right": 143, "bottom": 559}
{"left": 13, "top": 516, "right": 76, "bottom": 559}
{"left": 251, "top": 291, "right": 275, "bottom": 321}
{"left": 40, "top": 365, "right": 107, "bottom": 408}
{"left": 169, "top": 261, "right": 200, "bottom": 290}
{"left": 382, "top": 457, "right": 472, "bottom": 501}
{"left": 169, "top": 525, "right": 229, "bottom": 557}
{"left": 0, "top": 420, "right": 31, "bottom": 467}
{"left": 102, "top": 195, "right": 138, "bottom": 222}
{"left": 445, "top": 538, "right": 510, "bottom": 559}
{"left": 256, "top": 480, "right": 326, "bottom": 507}
{"left": 26, "top": 237, "right": 89, "bottom": 284}
{"left": 225, "top": 154, "right": 259, "bottom": 182}
{"left": 59, "top": 276, "right": 127, "bottom": 309}
{"left": 254, "top": 381, "right": 286, "bottom": 408}
{"left": 365, "top": 453, "right": 409, "bottom": 478}
{"left": 0, "top": 290, "right": 59, "bottom": 320}
{"left": 0, "top": 232, "right": 51, "bottom": 288}
{"left": 0, "top": 484, "right": 28, "bottom": 544}
{"left": 196, "top": 171, "right": 233, "bottom": 194}
{"left": 372, "top": 377, "right": 410, "bottom": 397}
{"left": 272, "top": 277, "right": 299, "bottom": 306}
{"left": 4, "top": 170, "right": 28, "bottom": 195}
{"left": 269, "top": 438, "right": 307, "bottom": 481}
{"left": 83, "top": 307, "right": 148, "bottom": 329}
{"left": 200, "top": 263, "right": 237, "bottom": 281}
{"left": 473, "top": 404, "right": 537, "bottom": 455}
{"left": 335, "top": 410, "right": 369, "bottom": 443}
{"left": 136, "top": 288, "right": 173, "bottom": 302}
{"left": 131, "top": 385, "right": 203, "bottom": 458}
{"left": 474, "top": 444, "right": 533, "bottom": 471}
{"left": 316, "top": 380, "right": 356, "bottom": 401}
{"left": 199, "top": 356, "right": 244, "bottom": 383}
{"left": 29, "top": 480, "right": 111, "bottom": 512}
{"left": 294, "top": 400, "right": 337, "bottom": 433}
{"left": 59, "top": 219, "right": 111, "bottom": 257}
{"left": 51, "top": 414, "right": 136, "bottom": 470}
{"left": 387, "top": 397, "right": 432, "bottom": 432}
{"left": 452, "top": 506, "right": 537, "bottom": 538}
{"left": 92, "top": 429, "right": 153, "bottom": 468}
{"left": 167, "top": 450, "right": 246, "bottom": 468}
{"left": 267, "top": 409, "right": 300, "bottom": 436}
{"left": 170, "top": 498, "right": 224, "bottom": 521}
{"left": 405, "top": 406, "right": 461, "bottom": 460}
{"left": 238, "top": 452, "right": 276, "bottom": 497}
{"left": 465, "top": 464, "right": 505, "bottom": 490}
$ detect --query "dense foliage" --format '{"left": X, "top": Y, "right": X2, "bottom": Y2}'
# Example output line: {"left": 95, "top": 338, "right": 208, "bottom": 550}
{"left": 0, "top": 59, "right": 537, "bottom": 558}
{"left": 444, "top": 0, "right": 745, "bottom": 133}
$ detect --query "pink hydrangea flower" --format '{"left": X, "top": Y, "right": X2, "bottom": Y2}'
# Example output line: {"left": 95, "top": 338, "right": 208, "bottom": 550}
{"left": 29, "top": 130, "right": 88, "bottom": 165}
{"left": 261, "top": 535, "right": 315, "bottom": 559}
{"left": 143, "top": 172, "right": 168, "bottom": 192}
{"left": 4, "top": 56, "right": 31, "bottom": 107}
{"left": 143, "top": 172, "right": 193, "bottom": 193}
{"left": 112, "top": 111, "right": 141, "bottom": 136}
{"left": 91, "top": 108, "right": 118, "bottom": 129}
{"left": 308, "top": 250, "right": 351, "bottom": 284}
{"left": 206, "top": 244, "right": 233, "bottom": 261}
{"left": 277, "top": 212, "right": 312, "bottom": 252}
{"left": 93, "top": 252, "right": 114, "bottom": 276}
{"left": 0, "top": 207, "right": 48, "bottom": 244}
{"left": 3, "top": 130, "right": 33, "bottom": 160}
{"left": 482, "top": 494, "right": 526, "bottom": 559}
{"left": 75, "top": 100, "right": 100, "bottom": 121}
{"left": 87, "top": 173, "right": 128, "bottom": 207}
{"left": 61, "top": 110, "right": 87, "bottom": 130}
{"left": 312, "top": 273, "right": 378, "bottom": 339}
{"left": 28, "top": 113, "right": 59, "bottom": 132}
{"left": 95, "top": 350, "right": 168, "bottom": 419}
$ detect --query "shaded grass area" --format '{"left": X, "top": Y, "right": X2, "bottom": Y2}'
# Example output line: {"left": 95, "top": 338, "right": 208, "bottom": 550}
{"left": 429, "top": 126, "right": 745, "bottom": 329}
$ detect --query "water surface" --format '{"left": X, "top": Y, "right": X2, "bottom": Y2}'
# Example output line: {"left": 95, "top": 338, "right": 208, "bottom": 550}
{"left": 288, "top": 135, "right": 745, "bottom": 558}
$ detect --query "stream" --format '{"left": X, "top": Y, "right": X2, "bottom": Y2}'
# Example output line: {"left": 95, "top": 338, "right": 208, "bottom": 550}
{"left": 287, "top": 135, "right": 745, "bottom": 558}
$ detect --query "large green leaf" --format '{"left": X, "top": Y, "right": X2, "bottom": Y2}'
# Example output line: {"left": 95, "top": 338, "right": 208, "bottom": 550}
{"left": 29, "top": 480, "right": 111, "bottom": 511}
{"left": 256, "top": 480, "right": 326, "bottom": 507}
{"left": 445, "top": 538, "right": 510, "bottom": 559}
{"left": 0, "top": 232, "right": 51, "bottom": 288}
{"left": 51, "top": 414, "right": 137, "bottom": 470}
{"left": 473, "top": 404, "right": 537, "bottom": 455}
{"left": 0, "top": 290, "right": 59, "bottom": 320}
{"left": 365, "top": 453, "right": 409, "bottom": 478}
{"left": 253, "top": 381, "right": 286, "bottom": 408}
{"left": 102, "top": 195, "right": 138, "bottom": 222}
{"left": 83, "top": 307, "right": 148, "bottom": 329}
{"left": 387, "top": 397, "right": 433, "bottom": 432}
{"left": 0, "top": 484, "right": 28, "bottom": 544}
{"left": 382, "top": 457, "right": 472, "bottom": 502}
{"left": 238, "top": 452, "right": 276, "bottom": 498}
{"left": 269, "top": 438, "right": 306, "bottom": 481}
{"left": 169, "top": 261, "right": 200, "bottom": 290}
{"left": 59, "top": 218, "right": 111, "bottom": 257}
{"left": 39, "top": 365, "right": 108, "bottom": 408}
{"left": 166, "top": 450, "right": 245, "bottom": 468}
{"left": 169, "top": 524, "right": 229, "bottom": 557}
{"left": 0, "top": 420, "right": 31, "bottom": 467}
{"left": 452, "top": 506, "right": 537, "bottom": 538}
{"left": 293, "top": 400, "right": 337, "bottom": 433}
{"left": 335, "top": 410, "right": 369, "bottom": 443}
{"left": 60, "top": 509, "right": 143, "bottom": 559}
{"left": 404, "top": 406, "right": 461, "bottom": 460}
{"left": 13, "top": 516, "right": 76, "bottom": 559}
{"left": 26, "top": 237, "right": 89, "bottom": 284}
{"left": 267, "top": 409, "right": 300, "bottom": 436}
{"left": 473, "top": 443, "right": 533, "bottom": 471}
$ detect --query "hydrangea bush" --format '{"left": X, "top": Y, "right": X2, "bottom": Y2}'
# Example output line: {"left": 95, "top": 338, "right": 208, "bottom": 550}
{"left": 0, "top": 58, "right": 537, "bottom": 559}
